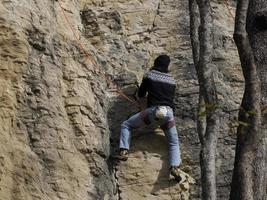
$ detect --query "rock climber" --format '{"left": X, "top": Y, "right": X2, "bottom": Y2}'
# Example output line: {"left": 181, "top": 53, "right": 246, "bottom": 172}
{"left": 113, "top": 55, "right": 182, "bottom": 182}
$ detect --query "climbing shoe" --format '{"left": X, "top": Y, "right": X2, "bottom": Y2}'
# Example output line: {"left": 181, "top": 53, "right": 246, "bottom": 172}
{"left": 170, "top": 166, "right": 182, "bottom": 183}
{"left": 111, "top": 149, "right": 128, "bottom": 161}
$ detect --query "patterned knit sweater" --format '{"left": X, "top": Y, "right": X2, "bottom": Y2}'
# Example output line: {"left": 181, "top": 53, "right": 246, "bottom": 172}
{"left": 138, "top": 69, "right": 176, "bottom": 109}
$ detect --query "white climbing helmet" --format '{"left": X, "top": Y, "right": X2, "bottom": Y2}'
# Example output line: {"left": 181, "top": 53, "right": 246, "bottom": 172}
{"left": 155, "top": 106, "right": 168, "bottom": 119}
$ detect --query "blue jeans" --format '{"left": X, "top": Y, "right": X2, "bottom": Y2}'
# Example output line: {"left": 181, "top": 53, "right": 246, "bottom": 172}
{"left": 119, "top": 106, "right": 181, "bottom": 167}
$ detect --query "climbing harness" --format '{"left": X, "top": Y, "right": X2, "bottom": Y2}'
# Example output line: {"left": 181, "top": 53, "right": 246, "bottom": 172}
{"left": 160, "top": 120, "right": 175, "bottom": 130}
{"left": 140, "top": 109, "right": 151, "bottom": 125}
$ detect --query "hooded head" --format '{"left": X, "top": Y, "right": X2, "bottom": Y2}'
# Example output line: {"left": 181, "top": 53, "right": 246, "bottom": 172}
{"left": 153, "top": 55, "right": 170, "bottom": 73}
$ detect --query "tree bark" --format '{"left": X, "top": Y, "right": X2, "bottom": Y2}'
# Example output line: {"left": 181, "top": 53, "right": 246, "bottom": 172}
{"left": 247, "top": 1, "right": 267, "bottom": 197}
{"left": 189, "top": 0, "right": 220, "bottom": 199}
{"left": 189, "top": 0, "right": 206, "bottom": 143}
{"left": 230, "top": 0, "right": 266, "bottom": 199}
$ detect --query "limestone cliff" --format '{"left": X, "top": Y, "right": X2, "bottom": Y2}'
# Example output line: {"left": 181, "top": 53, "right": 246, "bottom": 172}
{"left": 0, "top": 0, "right": 241, "bottom": 200}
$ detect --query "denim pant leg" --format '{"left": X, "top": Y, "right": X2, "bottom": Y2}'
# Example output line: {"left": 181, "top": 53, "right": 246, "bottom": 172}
{"left": 163, "top": 126, "right": 182, "bottom": 166}
{"left": 119, "top": 111, "right": 146, "bottom": 150}
{"left": 162, "top": 109, "right": 182, "bottom": 167}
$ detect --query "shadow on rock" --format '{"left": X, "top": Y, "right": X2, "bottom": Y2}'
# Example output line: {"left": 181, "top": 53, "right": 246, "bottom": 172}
{"left": 107, "top": 94, "right": 179, "bottom": 196}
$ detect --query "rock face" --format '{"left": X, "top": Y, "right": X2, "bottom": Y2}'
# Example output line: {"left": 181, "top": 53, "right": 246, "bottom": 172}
{"left": 0, "top": 1, "right": 114, "bottom": 199}
{"left": 0, "top": 0, "right": 242, "bottom": 200}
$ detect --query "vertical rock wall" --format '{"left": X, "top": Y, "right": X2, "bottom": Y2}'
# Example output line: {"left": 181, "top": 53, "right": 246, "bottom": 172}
{"left": 0, "top": 1, "right": 115, "bottom": 199}
{"left": 0, "top": 0, "right": 243, "bottom": 200}
{"left": 80, "top": 0, "right": 242, "bottom": 199}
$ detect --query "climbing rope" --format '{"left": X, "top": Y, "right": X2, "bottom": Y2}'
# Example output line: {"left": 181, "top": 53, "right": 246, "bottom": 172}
{"left": 58, "top": 1, "right": 138, "bottom": 106}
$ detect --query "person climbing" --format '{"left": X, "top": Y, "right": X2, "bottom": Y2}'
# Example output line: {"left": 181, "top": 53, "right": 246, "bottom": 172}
{"left": 112, "top": 55, "right": 182, "bottom": 182}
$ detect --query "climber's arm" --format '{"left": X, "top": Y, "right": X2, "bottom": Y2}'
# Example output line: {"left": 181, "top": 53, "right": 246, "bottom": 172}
{"left": 138, "top": 77, "right": 148, "bottom": 98}
{"left": 137, "top": 77, "right": 148, "bottom": 110}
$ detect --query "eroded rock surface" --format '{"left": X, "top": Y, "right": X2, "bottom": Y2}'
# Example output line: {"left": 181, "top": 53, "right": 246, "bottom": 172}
{"left": 0, "top": 0, "right": 241, "bottom": 200}
{"left": 0, "top": 1, "right": 114, "bottom": 199}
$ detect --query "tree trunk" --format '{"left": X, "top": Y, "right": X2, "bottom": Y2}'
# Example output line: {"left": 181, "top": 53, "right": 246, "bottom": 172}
{"left": 189, "top": 0, "right": 220, "bottom": 199}
{"left": 246, "top": 0, "right": 267, "bottom": 198}
{"left": 230, "top": 0, "right": 267, "bottom": 199}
